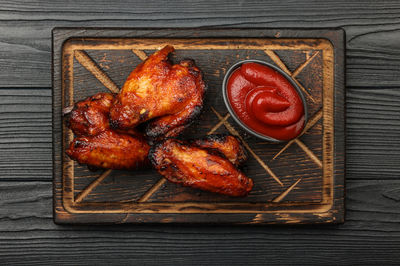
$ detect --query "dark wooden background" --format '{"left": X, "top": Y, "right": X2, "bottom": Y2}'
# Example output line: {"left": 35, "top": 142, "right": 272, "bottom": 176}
{"left": 1, "top": 0, "right": 399, "bottom": 264}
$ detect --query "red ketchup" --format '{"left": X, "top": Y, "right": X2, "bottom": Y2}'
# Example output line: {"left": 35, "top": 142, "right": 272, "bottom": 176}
{"left": 227, "top": 62, "right": 305, "bottom": 141}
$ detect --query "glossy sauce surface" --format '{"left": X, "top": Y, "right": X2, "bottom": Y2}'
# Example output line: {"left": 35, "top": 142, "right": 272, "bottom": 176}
{"left": 227, "top": 62, "right": 305, "bottom": 141}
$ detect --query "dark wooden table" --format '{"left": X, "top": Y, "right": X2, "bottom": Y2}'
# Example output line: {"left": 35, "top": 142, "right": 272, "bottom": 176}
{"left": 1, "top": 1, "right": 400, "bottom": 264}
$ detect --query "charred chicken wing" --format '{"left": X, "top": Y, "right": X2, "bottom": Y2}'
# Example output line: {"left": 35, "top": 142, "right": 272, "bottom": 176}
{"left": 109, "top": 45, "right": 206, "bottom": 140}
{"left": 66, "top": 130, "right": 150, "bottom": 170}
{"left": 66, "top": 92, "right": 114, "bottom": 136}
{"left": 191, "top": 134, "right": 247, "bottom": 167}
{"left": 150, "top": 139, "right": 253, "bottom": 196}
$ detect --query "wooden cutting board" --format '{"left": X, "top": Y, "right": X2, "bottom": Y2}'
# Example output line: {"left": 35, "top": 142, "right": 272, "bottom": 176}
{"left": 52, "top": 28, "right": 345, "bottom": 224}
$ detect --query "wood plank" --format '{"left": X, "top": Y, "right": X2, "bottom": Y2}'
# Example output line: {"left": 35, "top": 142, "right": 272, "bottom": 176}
{"left": 346, "top": 88, "right": 400, "bottom": 179}
{"left": 1, "top": 1, "right": 400, "bottom": 86}
{"left": 0, "top": 180, "right": 399, "bottom": 264}
{"left": 0, "top": 88, "right": 51, "bottom": 180}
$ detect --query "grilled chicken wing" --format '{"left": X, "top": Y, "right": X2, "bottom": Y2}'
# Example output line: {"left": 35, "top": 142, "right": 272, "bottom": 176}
{"left": 150, "top": 139, "right": 253, "bottom": 196}
{"left": 66, "top": 92, "right": 114, "bottom": 136}
{"left": 109, "top": 45, "right": 206, "bottom": 140}
{"left": 191, "top": 134, "right": 247, "bottom": 167}
{"left": 65, "top": 92, "right": 142, "bottom": 138}
{"left": 66, "top": 130, "right": 150, "bottom": 170}
{"left": 65, "top": 92, "right": 150, "bottom": 170}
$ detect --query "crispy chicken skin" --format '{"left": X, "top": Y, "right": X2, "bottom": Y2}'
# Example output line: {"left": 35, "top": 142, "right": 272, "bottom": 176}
{"left": 66, "top": 130, "right": 150, "bottom": 170}
{"left": 191, "top": 134, "right": 247, "bottom": 167}
{"left": 149, "top": 139, "right": 253, "bottom": 196}
{"left": 109, "top": 45, "right": 206, "bottom": 140}
{"left": 67, "top": 92, "right": 114, "bottom": 136}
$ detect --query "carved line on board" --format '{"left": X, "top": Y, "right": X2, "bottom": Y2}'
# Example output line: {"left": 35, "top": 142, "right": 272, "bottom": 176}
{"left": 272, "top": 178, "right": 302, "bottom": 203}
{"left": 64, "top": 38, "right": 332, "bottom": 52}
{"left": 264, "top": 50, "right": 316, "bottom": 102}
{"left": 137, "top": 177, "right": 167, "bottom": 203}
{"left": 74, "top": 50, "right": 120, "bottom": 93}
{"left": 132, "top": 49, "right": 148, "bottom": 60}
{"left": 75, "top": 169, "right": 113, "bottom": 203}
{"left": 295, "top": 139, "right": 322, "bottom": 168}
{"left": 207, "top": 113, "right": 231, "bottom": 135}
{"left": 291, "top": 51, "right": 319, "bottom": 78}
{"left": 272, "top": 109, "right": 323, "bottom": 161}
{"left": 63, "top": 51, "right": 76, "bottom": 207}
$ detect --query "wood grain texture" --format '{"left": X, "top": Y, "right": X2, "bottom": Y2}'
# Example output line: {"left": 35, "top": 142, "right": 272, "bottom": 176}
{"left": 0, "top": 88, "right": 52, "bottom": 180}
{"left": 346, "top": 88, "right": 400, "bottom": 179}
{"left": 1, "top": 181, "right": 400, "bottom": 264}
{"left": 1, "top": 0, "right": 400, "bottom": 87}
{"left": 0, "top": 0, "right": 399, "bottom": 262}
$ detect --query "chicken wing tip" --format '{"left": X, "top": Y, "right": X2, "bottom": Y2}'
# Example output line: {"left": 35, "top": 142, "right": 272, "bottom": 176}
{"left": 156, "top": 45, "right": 175, "bottom": 57}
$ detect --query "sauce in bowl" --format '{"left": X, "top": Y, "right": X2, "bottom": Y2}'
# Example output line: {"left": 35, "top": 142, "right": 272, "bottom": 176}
{"left": 224, "top": 61, "right": 306, "bottom": 141}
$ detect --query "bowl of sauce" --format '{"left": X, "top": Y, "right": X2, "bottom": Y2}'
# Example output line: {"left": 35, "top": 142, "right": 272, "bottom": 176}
{"left": 222, "top": 60, "right": 308, "bottom": 142}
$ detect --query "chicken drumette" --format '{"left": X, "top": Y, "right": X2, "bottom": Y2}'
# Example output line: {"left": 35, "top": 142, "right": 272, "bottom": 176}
{"left": 191, "top": 134, "right": 247, "bottom": 167}
{"left": 65, "top": 92, "right": 150, "bottom": 170}
{"left": 149, "top": 138, "right": 253, "bottom": 197}
{"left": 109, "top": 45, "right": 206, "bottom": 141}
